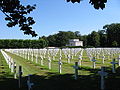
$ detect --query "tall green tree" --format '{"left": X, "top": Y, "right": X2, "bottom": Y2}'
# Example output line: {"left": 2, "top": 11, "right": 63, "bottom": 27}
{"left": 55, "top": 31, "right": 77, "bottom": 47}
{"left": 47, "top": 35, "right": 56, "bottom": 47}
{"left": 39, "top": 36, "right": 48, "bottom": 47}
{"left": 81, "top": 35, "right": 87, "bottom": 46}
{"left": 103, "top": 23, "right": 120, "bottom": 47}
{"left": 38, "top": 39, "right": 48, "bottom": 48}
{"left": 98, "top": 30, "right": 107, "bottom": 47}
{"left": 87, "top": 31, "right": 100, "bottom": 47}
{"left": 40, "top": 31, "right": 80, "bottom": 47}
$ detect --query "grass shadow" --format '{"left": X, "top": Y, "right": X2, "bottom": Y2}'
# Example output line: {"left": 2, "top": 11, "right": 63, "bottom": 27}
{"left": 0, "top": 67, "right": 120, "bottom": 90}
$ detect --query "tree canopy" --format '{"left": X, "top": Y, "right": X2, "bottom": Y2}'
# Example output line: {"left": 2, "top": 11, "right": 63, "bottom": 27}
{"left": 66, "top": 0, "right": 107, "bottom": 10}
{"left": 0, "top": 0, "right": 108, "bottom": 37}
{"left": 103, "top": 23, "right": 120, "bottom": 47}
{"left": 0, "top": 0, "right": 37, "bottom": 37}
{"left": 39, "top": 23, "right": 120, "bottom": 48}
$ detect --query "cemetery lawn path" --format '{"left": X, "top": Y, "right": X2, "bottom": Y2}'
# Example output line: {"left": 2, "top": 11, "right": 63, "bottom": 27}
{"left": 6, "top": 51, "right": 53, "bottom": 76}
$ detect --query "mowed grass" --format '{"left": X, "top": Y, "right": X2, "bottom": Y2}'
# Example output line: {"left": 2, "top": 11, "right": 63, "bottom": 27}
{"left": 2, "top": 49, "right": 120, "bottom": 90}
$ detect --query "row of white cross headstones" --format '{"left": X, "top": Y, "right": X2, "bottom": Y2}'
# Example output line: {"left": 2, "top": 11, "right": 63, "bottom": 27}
{"left": 4, "top": 48, "right": 120, "bottom": 73}
{"left": 86, "top": 48, "right": 120, "bottom": 60}
{"left": 1, "top": 50, "right": 16, "bottom": 75}
{"left": 2, "top": 48, "right": 120, "bottom": 90}
{"left": 7, "top": 48, "right": 82, "bottom": 63}
{"left": 7, "top": 48, "right": 120, "bottom": 60}
{"left": 5, "top": 48, "right": 120, "bottom": 73}
{"left": 5, "top": 49, "right": 83, "bottom": 73}
{"left": 1, "top": 50, "right": 24, "bottom": 88}
{"left": 1, "top": 50, "right": 33, "bottom": 90}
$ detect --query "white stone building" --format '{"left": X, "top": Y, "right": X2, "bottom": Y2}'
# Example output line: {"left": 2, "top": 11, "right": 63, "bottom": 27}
{"left": 66, "top": 39, "right": 83, "bottom": 46}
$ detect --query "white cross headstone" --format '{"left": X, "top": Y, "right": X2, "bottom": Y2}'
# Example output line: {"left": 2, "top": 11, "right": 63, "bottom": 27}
{"left": 102, "top": 55, "right": 105, "bottom": 64}
{"left": 107, "top": 54, "right": 110, "bottom": 60}
{"left": 47, "top": 49, "right": 49, "bottom": 57}
{"left": 110, "top": 59, "right": 118, "bottom": 73}
{"left": 27, "top": 74, "right": 34, "bottom": 90}
{"left": 96, "top": 53, "right": 99, "bottom": 59}
{"left": 8, "top": 57, "right": 11, "bottom": 68}
{"left": 36, "top": 54, "right": 38, "bottom": 63}
{"left": 40, "top": 56, "right": 44, "bottom": 66}
{"left": 24, "top": 50, "right": 25, "bottom": 59}
{"left": 23, "top": 50, "right": 24, "bottom": 58}
{"left": 43, "top": 52, "right": 46, "bottom": 58}
{"left": 28, "top": 51, "right": 30, "bottom": 60}
{"left": 98, "top": 67, "right": 108, "bottom": 90}
{"left": 78, "top": 55, "right": 82, "bottom": 67}
{"left": 73, "top": 62, "right": 80, "bottom": 80}
{"left": 11, "top": 59, "right": 14, "bottom": 73}
{"left": 67, "top": 54, "right": 71, "bottom": 63}
{"left": 32, "top": 53, "right": 34, "bottom": 62}
{"left": 92, "top": 57, "right": 97, "bottom": 69}
{"left": 117, "top": 55, "right": 120, "bottom": 66}
{"left": 25, "top": 50, "right": 27, "bottom": 59}
{"left": 58, "top": 56, "right": 62, "bottom": 74}
{"left": 59, "top": 49, "right": 62, "bottom": 58}
{"left": 48, "top": 57, "right": 51, "bottom": 69}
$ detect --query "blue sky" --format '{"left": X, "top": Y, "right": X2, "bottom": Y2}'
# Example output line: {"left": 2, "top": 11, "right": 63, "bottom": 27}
{"left": 0, "top": 0, "right": 120, "bottom": 39}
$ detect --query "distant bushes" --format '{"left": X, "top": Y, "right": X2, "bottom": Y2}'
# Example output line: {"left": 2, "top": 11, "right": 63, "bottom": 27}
{"left": 0, "top": 39, "right": 48, "bottom": 49}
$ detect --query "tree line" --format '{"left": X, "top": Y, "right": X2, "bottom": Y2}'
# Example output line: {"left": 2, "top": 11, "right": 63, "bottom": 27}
{"left": 0, "top": 23, "right": 120, "bottom": 48}
{"left": 0, "top": 39, "right": 47, "bottom": 49}
{"left": 39, "top": 23, "right": 120, "bottom": 48}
